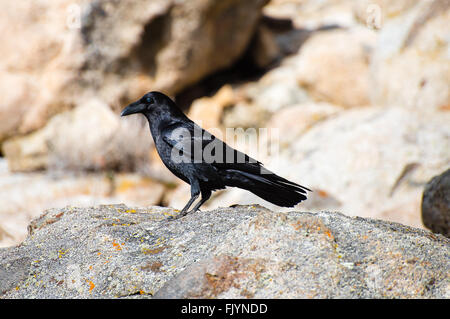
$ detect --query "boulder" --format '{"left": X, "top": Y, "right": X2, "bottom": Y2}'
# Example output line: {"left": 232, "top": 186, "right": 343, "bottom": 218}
{"left": 249, "top": 23, "right": 282, "bottom": 69}
{"left": 295, "top": 27, "right": 377, "bottom": 108}
{"left": 264, "top": 0, "right": 356, "bottom": 29}
{"left": 2, "top": 99, "right": 151, "bottom": 172}
{"left": 230, "top": 56, "right": 310, "bottom": 126}
{"left": 187, "top": 85, "right": 235, "bottom": 131}
{"left": 287, "top": 107, "right": 450, "bottom": 228}
{"left": 0, "top": 0, "right": 268, "bottom": 143}
{"left": 369, "top": 0, "right": 450, "bottom": 111}
{"left": 0, "top": 204, "right": 448, "bottom": 298}
{"left": 422, "top": 169, "right": 450, "bottom": 237}
{"left": 228, "top": 25, "right": 376, "bottom": 127}
{"left": 221, "top": 101, "right": 273, "bottom": 130}
{"left": 265, "top": 102, "right": 342, "bottom": 148}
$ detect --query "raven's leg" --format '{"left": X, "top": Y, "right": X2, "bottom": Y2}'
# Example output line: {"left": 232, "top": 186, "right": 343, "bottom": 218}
{"left": 188, "top": 189, "right": 212, "bottom": 214}
{"left": 179, "top": 193, "right": 199, "bottom": 215}
{"left": 169, "top": 182, "right": 200, "bottom": 220}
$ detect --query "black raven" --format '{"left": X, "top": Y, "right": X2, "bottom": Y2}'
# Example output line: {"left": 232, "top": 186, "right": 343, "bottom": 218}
{"left": 121, "top": 91, "right": 310, "bottom": 219}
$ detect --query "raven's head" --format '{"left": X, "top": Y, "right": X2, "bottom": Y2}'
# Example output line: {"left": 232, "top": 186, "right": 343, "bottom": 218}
{"left": 120, "top": 91, "right": 175, "bottom": 117}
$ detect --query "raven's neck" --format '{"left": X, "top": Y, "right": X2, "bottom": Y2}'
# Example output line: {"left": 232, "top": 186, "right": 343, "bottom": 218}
{"left": 144, "top": 107, "right": 191, "bottom": 141}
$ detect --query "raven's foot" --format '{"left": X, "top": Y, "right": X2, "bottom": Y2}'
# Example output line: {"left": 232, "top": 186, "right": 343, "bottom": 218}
{"left": 167, "top": 213, "right": 185, "bottom": 221}
{"left": 167, "top": 209, "right": 201, "bottom": 221}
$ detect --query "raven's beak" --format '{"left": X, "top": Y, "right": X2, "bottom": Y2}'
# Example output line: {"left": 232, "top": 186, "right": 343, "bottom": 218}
{"left": 120, "top": 101, "right": 145, "bottom": 117}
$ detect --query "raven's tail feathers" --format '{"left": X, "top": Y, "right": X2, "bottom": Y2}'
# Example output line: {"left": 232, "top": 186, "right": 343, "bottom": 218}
{"left": 223, "top": 168, "right": 310, "bottom": 207}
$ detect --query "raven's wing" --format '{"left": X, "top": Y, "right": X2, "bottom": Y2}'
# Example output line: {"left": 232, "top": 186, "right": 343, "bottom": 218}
{"left": 160, "top": 121, "right": 260, "bottom": 166}
{"left": 161, "top": 120, "right": 311, "bottom": 207}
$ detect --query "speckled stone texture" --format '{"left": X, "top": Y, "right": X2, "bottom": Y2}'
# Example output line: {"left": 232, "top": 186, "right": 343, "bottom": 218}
{"left": 0, "top": 204, "right": 448, "bottom": 298}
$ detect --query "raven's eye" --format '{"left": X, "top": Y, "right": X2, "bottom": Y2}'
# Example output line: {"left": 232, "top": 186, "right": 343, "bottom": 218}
{"left": 146, "top": 97, "right": 154, "bottom": 104}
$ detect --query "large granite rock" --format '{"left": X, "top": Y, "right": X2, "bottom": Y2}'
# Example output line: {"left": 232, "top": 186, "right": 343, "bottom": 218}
{"left": 0, "top": 0, "right": 267, "bottom": 142}
{"left": 295, "top": 27, "right": 376, "bottom": 108}
{"left": 2, "top": 98, "right": 152, "bottom": 172}
{"left": 0, "top": 204, "right": 448, "bottom": 298}
{"left": 369, "top": 0, "right": 450, "bottom": 111}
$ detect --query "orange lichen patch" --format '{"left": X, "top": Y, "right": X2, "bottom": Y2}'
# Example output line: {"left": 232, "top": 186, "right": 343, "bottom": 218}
{"left": 290, "top": 218, "right": 336, "bottom": 242}
{"left": 324, "top": 230, "right": 334, "bottom": 240}
{"left": 438, "top": 104, "right": 450, "bottom": 111}
{"left": 290, "top": 218, "right": 324, "bottom": 232}
{"left": 317, "top": 189, "right": 329, "bottom": 197}
{"left": 187, "top": 256, "right": 266, "bottom": 299}
{"left": 30, "top": 212, "right": 66, "bottom": 233}
{"left": 204, "top": 271, "right": 242, "bottom": 296}
{"left": 240, "top": 288, "right": 255, "bottom": 299}
{"left": 55, "top": 212, "right": 64, "bottom": 219}
{"left": 291, "top": 220, "right": 303, "bottom": 231}
{"left": 249, "top": 212, "right": 285, "bottom": 230}
{"left": 86, "top": 279, "right": 95, "bottom": 293}
{"left": 112, "top": 240, "right": 122, "bottom": 251}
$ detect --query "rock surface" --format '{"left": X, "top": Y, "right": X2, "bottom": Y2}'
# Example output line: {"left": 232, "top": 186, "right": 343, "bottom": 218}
{"left": 2, "top": 99, "right": 152, "bottom": 172}
{"left": 369, "top": 0, "right": 450, "bottom": 111}
{"left": 295, "top": 27, "right": 376, "bottom": 108}
{"left": 1, "top": 204, "right": 448, "bottom": 298}
{"left": 422, "top": 169, "right": 450, "bottom": 238}
{"left": 264, "top": 0, "right": 357, "bottom": 29}
{"left": 353, "top": 0, "right": 418, "bottom": 28}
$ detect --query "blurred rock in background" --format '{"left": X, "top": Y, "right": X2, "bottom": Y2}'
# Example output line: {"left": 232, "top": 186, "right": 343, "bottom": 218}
{"left": 422, "top": 169, "right": 450, "bottom": 237}
{"left": 0, "top": 0, "right": 268, "bottom": 162}
{"left": 0, "top": 0, "right": 449, "bottom": 247}
{"left": 3, "top": 98, "right": 152, "bottom": 172}
{"left": 369, "top": 0, "right": 450, "bottom": 111}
